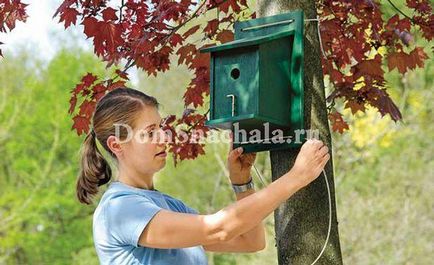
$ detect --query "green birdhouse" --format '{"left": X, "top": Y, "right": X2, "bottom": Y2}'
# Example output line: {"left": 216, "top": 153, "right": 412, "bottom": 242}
{"left": 201, "top": 11, "right": 305, "bottom": 153}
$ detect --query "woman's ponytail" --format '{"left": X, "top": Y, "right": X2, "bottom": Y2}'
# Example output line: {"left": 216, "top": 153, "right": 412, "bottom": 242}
{"left": 75, "top": 87, "right": 159, "bottom": 205}
{"left": 76, "top": 130, "right": 112, "bottom": 205}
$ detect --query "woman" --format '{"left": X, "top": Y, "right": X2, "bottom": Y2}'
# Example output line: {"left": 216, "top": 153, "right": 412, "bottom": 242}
{"left": 76, "top": 87, "right": 330, "bottom": 265}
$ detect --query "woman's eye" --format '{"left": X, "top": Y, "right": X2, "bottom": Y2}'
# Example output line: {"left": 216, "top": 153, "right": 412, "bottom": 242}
{"left": 149, "top": 128, "right": 159, "bottom": 137}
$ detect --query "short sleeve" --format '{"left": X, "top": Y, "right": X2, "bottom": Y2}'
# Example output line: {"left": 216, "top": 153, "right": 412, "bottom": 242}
{"left": 105, "top": 194, "right": 162, "bottom": 247}
{"left": 183, "top": 204, "right": 199, "bottom": 215}
{"left": 177, "top": 199, "right": 199, "bottom": 215}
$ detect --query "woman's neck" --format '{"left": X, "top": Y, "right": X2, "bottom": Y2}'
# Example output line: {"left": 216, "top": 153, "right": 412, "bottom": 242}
{"left": 117, "top": 165, "right": 154, "bottom": 190}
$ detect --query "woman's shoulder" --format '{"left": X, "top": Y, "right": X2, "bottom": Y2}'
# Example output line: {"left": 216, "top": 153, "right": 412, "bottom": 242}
{"left": 93, "top": 183, "right": 163, "bottom": 227}
{"left": 160, "top": 193, "right": 199, "bottom": 215}
{"left": 95, "top": 182, "right": 199, "bottom": 214}
{"left": 94, "top": 182, "right": 154, "bottom": 215}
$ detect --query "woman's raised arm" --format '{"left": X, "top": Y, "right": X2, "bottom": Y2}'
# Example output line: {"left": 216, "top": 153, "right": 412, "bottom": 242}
{"left": 138, "top": 139, "right": 329, "bottom": 250}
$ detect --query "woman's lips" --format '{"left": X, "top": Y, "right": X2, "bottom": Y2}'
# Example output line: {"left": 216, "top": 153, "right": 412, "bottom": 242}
{"left": 156, "top": 151, "right": 167, "bottom": 157}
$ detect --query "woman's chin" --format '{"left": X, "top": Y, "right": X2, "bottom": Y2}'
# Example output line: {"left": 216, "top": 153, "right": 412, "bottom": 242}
{"left": 156, "top": 158, "right": 166, "bottom": 168}
{"left": 155, "top": 155, "right": 167, "bottom": 162}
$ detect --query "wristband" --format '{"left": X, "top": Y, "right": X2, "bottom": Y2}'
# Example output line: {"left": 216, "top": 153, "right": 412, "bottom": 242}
{"left": 231, "top": 178, "right": 254, "bottom": 193}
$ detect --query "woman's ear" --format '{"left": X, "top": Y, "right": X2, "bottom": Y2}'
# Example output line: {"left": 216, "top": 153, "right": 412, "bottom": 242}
{"left": 107, "top": 135, "right": 123, "bottom": 158}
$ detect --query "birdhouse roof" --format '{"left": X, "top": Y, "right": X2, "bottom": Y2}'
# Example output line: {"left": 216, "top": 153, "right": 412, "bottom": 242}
{"left": 200, "top": 29, "right": 295, "bottom": 53}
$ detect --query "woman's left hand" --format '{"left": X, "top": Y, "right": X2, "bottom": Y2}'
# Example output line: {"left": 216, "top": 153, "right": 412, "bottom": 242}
{"left": 227, "top": 132, "right": 257, "bottom": 185}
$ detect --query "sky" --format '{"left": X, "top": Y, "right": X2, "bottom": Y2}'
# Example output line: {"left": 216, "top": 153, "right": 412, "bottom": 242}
{"left": 0, "top": 0, "right": 140, "bottom": 83}
{"left": 0, "top": 0, "right": 92, "bottom": 60}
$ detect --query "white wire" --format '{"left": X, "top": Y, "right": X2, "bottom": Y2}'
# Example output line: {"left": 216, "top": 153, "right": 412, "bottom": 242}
{"left": 248, "top": 17, "right": 331, "bottom": 264}
{"left": 309, "top": 168, "right": 332, "bottom": 265}
{"left": 304, "top": 16, "right": 332, "bottom": 263}
{"left": 304, "top": 16, "right": 327, "bottom": 59}
{"left": 252, "top": 151, "right": 331, "bottom": 264}
{"left": 253, "top": 164, "right": 266, "bottom": 186}
{"left": 254, "top": 164, "right": 332, "bottom": 264}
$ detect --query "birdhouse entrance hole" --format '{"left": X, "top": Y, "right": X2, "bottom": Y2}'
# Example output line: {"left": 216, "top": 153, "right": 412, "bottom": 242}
{"left": 230, "top": 68, "right": 240, "bottom": 80}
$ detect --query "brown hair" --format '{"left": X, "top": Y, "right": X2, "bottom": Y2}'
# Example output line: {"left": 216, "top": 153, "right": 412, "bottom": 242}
{"left": 76, "top": 87, "right": 159, "bottom": 204}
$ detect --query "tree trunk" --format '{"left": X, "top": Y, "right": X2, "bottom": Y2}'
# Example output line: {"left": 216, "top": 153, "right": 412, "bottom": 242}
{"left": 256, "top": 1, "right": 343, "bottom": 264}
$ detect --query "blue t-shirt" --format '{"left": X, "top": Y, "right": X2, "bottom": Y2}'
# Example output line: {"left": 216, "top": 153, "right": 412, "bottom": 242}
{"left": 93, "top": 181, "right": 208, "bottom": 265}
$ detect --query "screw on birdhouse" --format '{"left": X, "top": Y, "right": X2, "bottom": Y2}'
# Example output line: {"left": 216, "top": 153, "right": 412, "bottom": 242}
{"left": 226, "top": 94, "right": 236, "bottom": 117}
{"left": 241, "top": 19, "right": 295, "bottom": 31}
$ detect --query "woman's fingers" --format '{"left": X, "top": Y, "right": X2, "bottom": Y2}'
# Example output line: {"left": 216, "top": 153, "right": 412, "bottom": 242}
{"left": 319, "top": 153, "right": 330, "bottom": 169}
{"left": 227, "top": 132, "right": 241, "bottom": 163}
{"left": 228, "top": 131, "right": 234, "bottom": 152}
{"left": 318, "top": 145, "right": 329, "bottom": 157}
{"left": 228, "top": 147, "right": 243, "bottom": 163}
{"left": 240, "top": 153, "right": 256, "bottom": 166}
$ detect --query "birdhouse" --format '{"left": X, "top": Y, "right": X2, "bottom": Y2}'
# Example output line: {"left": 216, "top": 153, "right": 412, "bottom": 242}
{"left": 201, "top": 11, "right": 305, "bottom": 153}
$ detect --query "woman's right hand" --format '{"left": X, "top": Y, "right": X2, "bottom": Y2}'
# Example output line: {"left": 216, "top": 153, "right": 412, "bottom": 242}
{"left": 290, "top": 139, "right": 330, "bottom": 188}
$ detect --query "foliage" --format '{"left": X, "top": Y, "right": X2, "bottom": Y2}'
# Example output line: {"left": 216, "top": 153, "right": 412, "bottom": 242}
{"left": 0, "top": 0, "right": 28, "bottom": 57}
{"left": 0, "top": 35, "right": 432, "bottom": 265}
{"left": 0, "top": 1, "right": 433, "bottom": 263}
{"left": 1, "top": 0, "right": 432, "bottom": 164}
{"left": 0, "top": 49, "right": 106, "bottom": 264}
{"left": 333, "top": 58, "right": 433, "bottom": 264}
{"left": 321, "top": 0, "right": 432, "bottom": 133}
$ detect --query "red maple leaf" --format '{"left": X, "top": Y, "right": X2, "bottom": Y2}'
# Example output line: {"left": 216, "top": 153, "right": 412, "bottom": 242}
{"left": 182, "top": 25, "right": 200, "bottom": 38}
{"left": 413, "top": 15, "right": 434, "bottom": 40}
{"left": 328, "top": 111, "right": 349, "bottom": 134}
{"left": 410, "top": 46, "right": 429, "bottom": 67}
{"left": 102, "top": 7, "right": 118, "bottom": 21}
{"left": 216, "top": 0, "right": 245, "bottom": 14}
{"left": 92, "top": 83, "right": 107, "bottom": 101}
{"left": 72, "top": 115, "right": 90, "bottom": 136}
{"left": 169, "top": 33, "right": 184, "bottom": 47}
{"left": 53, "top": 0, "right": 75, "bottom": 18}
{"left": 59, "top": 7, "right": 79, "bottom": 28}
{"left": 115, "top": 69, "right": 129, "bottom": 80}
{"left": 98, "top": 21, "right": 123, "bottom": 54}
{"left": 82, "top": 17, "right": 99, "bottom": 38}
{"left": 352, "top": 55, "right": 384, "bottom": 80}
{"left": 345, "top": 100, "right": 366, "bottom": 114}
{"left": 406, "top": 0, "right": 432, "bottom": 14}
{"left": 176, "top": 44, "right": 197, "bottom": 65}
{"left": 81, "top": 73, "right": 98, "bottom": 87}
{"left": 387, "top": 47, "right": 429, "bottom": 74}
{"left": 72, "top": 83, "right": 85, "bottom": 95}
{"left": 216, "top": 29, "right": 234, "bottom": 43}
{"left": 183, "top": 86, "right": 205, "bottom": 107}
{"left": 68, "top": 95, "right": 77, "bottom": 114}
{"left": 79, "top": 99, "right": 96, "bottom": 118}
{"left": 204, "top": 19, "right": 219, "bottom": 37}
{"left": 108, "top": 80, "right": 126, "bottom": 91}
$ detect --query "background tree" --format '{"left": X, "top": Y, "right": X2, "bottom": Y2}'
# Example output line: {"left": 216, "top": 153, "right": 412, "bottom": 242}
{"left": 257, "top": 1, "right": 342, "bottom": 264}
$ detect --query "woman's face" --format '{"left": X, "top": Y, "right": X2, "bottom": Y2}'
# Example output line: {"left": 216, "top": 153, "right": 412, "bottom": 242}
{"left": 115, "top": 106, "right": 169, "bottom": 177}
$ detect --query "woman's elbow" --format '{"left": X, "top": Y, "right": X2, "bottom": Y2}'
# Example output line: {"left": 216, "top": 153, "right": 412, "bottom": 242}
{"left": 244, "top": 236, "right": 266, "bottom": 252}
{"left": 255, "top": 238, "right": 266, "bottom": 251}
{"left": 202, "top": 211, "right": 242, "bottom": 243}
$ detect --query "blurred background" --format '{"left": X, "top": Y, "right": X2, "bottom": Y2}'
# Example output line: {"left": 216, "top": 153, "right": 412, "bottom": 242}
{"left": 0, "top": 1, "right": 432, "bottom": 264}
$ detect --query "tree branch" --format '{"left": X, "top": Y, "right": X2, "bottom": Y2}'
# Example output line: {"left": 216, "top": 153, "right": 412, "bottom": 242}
{"left": 386, "top": 0, "right": 414, "bottom": 23}
{"left": 185, "top": 108, "right": 210, "bottom": 134}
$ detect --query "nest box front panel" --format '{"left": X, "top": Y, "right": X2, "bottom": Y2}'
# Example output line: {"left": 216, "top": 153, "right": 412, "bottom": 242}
{"left": 212, "top": 47, "right": 259, "bottom": 123}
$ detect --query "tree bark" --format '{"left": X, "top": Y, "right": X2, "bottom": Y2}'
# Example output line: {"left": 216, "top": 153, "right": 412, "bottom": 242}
{"left": 256, "top": 1, "right": 343, "bottom": 264}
